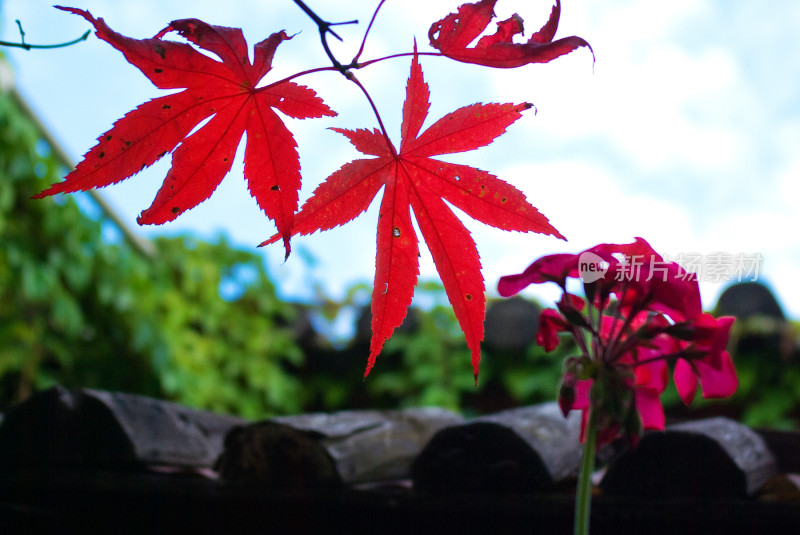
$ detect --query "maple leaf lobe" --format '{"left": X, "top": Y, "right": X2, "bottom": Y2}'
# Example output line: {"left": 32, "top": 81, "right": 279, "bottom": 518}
{"left": 264, "top": 52, "right": 561, "bottom": 379}
{"left": 38, "top": 7, "right": 335, "bottom": 257}
{"left": 429, "top": 0, "right": 594, "bottom": 69}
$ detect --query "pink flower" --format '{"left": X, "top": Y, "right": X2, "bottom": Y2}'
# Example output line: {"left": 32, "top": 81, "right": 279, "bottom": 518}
{"left": 673, "top": 314, "right": 738, "bottom": 404}
{"left": 631, "top": 358, "right": 668, "bottom": 431}
{"left": 497, "top": 238, "right": 738, "bottom": 446}
{"left": 566, "top": 348, "right": 669, "bottom": 446}
{"left": 571, "top": 362, "right": 666, "bottom": 447}
{"left": 498, "top": 237, "right": 701, "bottom": 321}
{"left": 497, "top": 253, "right": 580, "bottom": 295}
{"left": 537, "top": 308, "right": 568, "bottom": 352}
{"left": 590, "top": 238, "right": 701, "bottom": 321}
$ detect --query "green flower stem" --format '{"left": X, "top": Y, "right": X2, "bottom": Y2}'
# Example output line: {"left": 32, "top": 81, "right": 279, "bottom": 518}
{"left": 574, "top": 413, "right": 598, "bottom": 535}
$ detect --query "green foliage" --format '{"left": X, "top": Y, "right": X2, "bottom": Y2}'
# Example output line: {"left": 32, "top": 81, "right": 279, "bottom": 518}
{"left": 361, "top": 281, "right": 569, "bottom": 414}
{"left": 143, "top": 236, "right": 305, "bottom": 418}
{"left": 717, "top": 319, "right": 800, "bottom": 429}
{"left": 0, "top": 87, "right": 304, "bottom": 418}
{"left": 372, "top": 281, "right": 477, "bottom": 410}
{"left": 0, "top": 88, "right": 156, "bottom": 406}
{"left": 491, "top": 339, "right": 572, "bottom": 407}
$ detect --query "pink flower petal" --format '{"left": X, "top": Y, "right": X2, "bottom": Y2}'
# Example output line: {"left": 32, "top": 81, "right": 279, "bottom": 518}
{"left": 635, "top": 388, "right": 665, "bottom": 430}
{"left": 635, "top": 358, "right": 668, "bottom": 393}
{"left": 573, "top": 379, "right": 592, "bottom": 410}
{"left": 674, "top": 358, "right": 698, "bottom": 405}
{"left": 695, "top": 351, "right": 738, "bottom": 398}
{"left": 497, "top": 253, "right": 580, "bottom": 296}
{"left": 693, "top": 314, "right": 735, "bottom": 368}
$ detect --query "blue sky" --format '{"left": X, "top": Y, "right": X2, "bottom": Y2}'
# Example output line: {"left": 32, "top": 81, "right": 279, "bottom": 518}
{"left": 3, "top": 0, "right": 799, "bottom": 318}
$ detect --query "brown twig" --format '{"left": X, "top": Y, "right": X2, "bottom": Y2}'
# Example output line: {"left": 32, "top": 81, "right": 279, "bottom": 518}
{"left": 292, "top": 0, "right": 358, "bottom": 75}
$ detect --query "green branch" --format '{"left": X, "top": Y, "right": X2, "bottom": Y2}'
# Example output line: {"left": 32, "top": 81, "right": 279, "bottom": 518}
{"left": 0, "top": 20, "right": 90, "bottom": 51}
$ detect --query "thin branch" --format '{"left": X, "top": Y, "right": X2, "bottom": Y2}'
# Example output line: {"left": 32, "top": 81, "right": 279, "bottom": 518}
{"left": 15, "top": 20, "right": 25, "bottom": 44}
{"left": 292, "top": 0, "right": 358, "bottom": 75}
{"left": 286, "top": 1, "right": 437, "bottom": 157}
{"left": 293, "top": 0, "right": 353, "bottom": 41}
{"left": 356, "top": 51, "right": 445, "bottom": 69}
{"left": 258, "top": 51, "right": 445, "bottom": 92}
{"left": 0, "top": 20, "right": 90, "bottom": 50}
{"left": 257, "top": 65, "right": 339, "bottom": 91}
{"left": 353, "top": 0, "right": 387, "bottom": 63}
{"left": 347, "top": 73, "right": 397, "bottom": 157}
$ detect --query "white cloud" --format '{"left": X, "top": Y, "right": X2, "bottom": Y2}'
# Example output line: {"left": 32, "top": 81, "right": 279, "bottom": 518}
{"left": 470, "top": 161, "right": 695, "bottom": 299}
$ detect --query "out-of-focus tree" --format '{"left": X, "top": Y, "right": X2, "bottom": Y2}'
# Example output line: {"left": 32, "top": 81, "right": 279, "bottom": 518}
{"left": 1, "top": 78, "right": 304, "bottom": 418}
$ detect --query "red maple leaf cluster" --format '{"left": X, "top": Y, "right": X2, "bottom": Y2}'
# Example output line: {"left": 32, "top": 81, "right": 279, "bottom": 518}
{"left": 37, "top": 1, "right": 592, "bottom": 378}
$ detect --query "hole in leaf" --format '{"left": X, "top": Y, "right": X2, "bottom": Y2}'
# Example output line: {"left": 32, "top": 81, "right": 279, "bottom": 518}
{"left": 393, "top": 227, "right": 401, "bottom": 237}
{"left": 171, "top": 206, "right": 180, "bottom": 214}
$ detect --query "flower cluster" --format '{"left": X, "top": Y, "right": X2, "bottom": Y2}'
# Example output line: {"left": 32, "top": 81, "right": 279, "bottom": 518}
{"left": 498, "top": 238, "right": 738, "bottom": 446}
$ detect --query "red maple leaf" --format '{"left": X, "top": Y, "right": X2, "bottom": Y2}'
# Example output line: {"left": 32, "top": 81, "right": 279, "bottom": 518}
{"left": 429, "top": 0, "right": 593, "bottom": 68}
{"left": 35, "top": 7, "right": 336, "bottom": 252}
{"left": 262, "top": 50, "right": 563, "bottom": 380}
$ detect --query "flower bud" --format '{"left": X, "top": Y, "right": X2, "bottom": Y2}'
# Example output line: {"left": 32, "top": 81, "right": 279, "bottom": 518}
{"left": 558, "top": 381, "right": 576, "bottom": 417}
